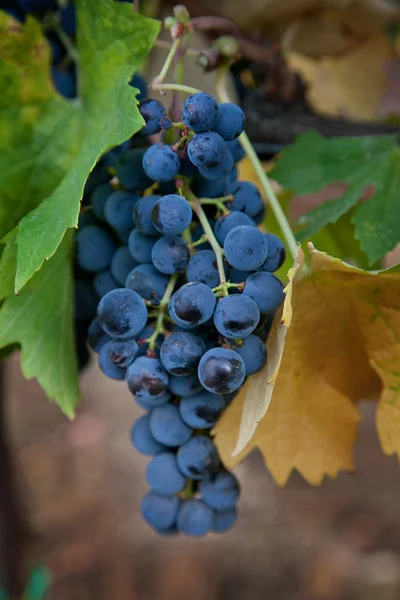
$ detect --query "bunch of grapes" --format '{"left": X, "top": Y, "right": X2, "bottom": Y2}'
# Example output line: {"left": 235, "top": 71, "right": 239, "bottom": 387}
{"left": 75, "top": 91, "right": 286, "bottom": 536}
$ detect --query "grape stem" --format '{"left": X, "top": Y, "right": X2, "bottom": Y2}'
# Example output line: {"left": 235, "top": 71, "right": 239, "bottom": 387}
{"left": 146, "top": 274, "right": 178, "bottom": 350}
{"left": 184, "top": 186, "right": 229, "bottom": 295}
{"left": 154, "top": 39, "right": 200, "bottom": 58}
{"left": 151, "top": 38, "right": 182, "bottom": 89}
{"left": 215, "top": 68, "right": 298, "bottom": 261}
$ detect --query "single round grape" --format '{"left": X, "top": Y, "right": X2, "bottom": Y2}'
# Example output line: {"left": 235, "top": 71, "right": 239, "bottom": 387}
{"left": 177, "top": 499, "right": 214, "bottom": 537}
{"left": 187, "top": 250, "right": 220, "bottom": 288}
{"left": 130, "top": 414, "right": 167, "bottom": 456}
{"left": 177, "top": 436, "right": 220, "bottom": 480}
{"left": 224, "top": 225, "right": 268, "bottom": 271}
{"left": 214, "top": 211, "right": 255, "bottom": 245}
{"left": 213, "top": 103, "right": 245, "bottom": 141}
{"left": 199, "top": 470, "right": 240, "bottom": 511}
{"left": 76, "top": 225, "right": 116, "bottom": 272}
{"left": 151, "top": 236, "right": 190, "bottom": 275}
{"left": 87, "top": 318, "right": 109, "bottom": 353}
{"left": 198, "top": 147, "right": 233, "bottom": 181}
{"left": 98, "top": 342, "right": 126, "bottom": 381}
{"left": 213, "top": 294, "right": 260, "bottom": 338}
{"left": 129, "top": 72, "right": 147, "bottom": 101}
{"left": 91, "top": 183, "right": 112, "bottom": 221}
{"left": 179, "top": 391, "right": 225, "bottom": 429}
{"left": 198, "top": 347, "right": 246, "bottom": 394}
{"left": 126, "top": 356, "right": 169, "bottom": 401}
{"left": 227, "top": 181, "right": 265, "bottom": 223}
{"left": 213, "top": 508, "right": 237, "bottom": 533}
{"left": 169, "top": 282, "right": 216, "bottom": 327}
{"left": 139, "top": 98, "right": 167, "bottom": 135}
{"left": 146, "top": 453, "right": 187, "bottom": 496}
{"left": 149, "top": 403, "right": 192, "bottom": 447}
{"left": 229, "top": 268, "right": 250, "bottom": 285}
{"left": 182, "top": 92, "right": 219, "bottom": 133}
{"left": 51, "top": 66, "right": 76, "bottom": 98}
{"left": 128, "top": 229, "right": 159, "bottom": 263}
{"left": 143, "top": 143, "right": 181, "bottom": 182}
{"left": 104, "top": 190, "right": 137, "bottom": 231}
{"left": 134, "top": 391, "right": 171, "bottom": 411}
{"left": 232, "top": 335, "right": 266, "bottom": 375}
{"left": 226, "top": 139, "right": 245, "bottom": 163}
{"left": 97, "top": 288, "right": 147, "bottom": 339}
{"left": 93, "top": 270, "right": 119, "bottom": 298}
{"left": 193, "top": 175, "right": 228, "bottom": 199}
{"left": 187, "top": 132, "right": 226, "bottom": 169}
{"left": 115, "top": 148, "right": 152, "bottom": 192}
{"left": 152, "top": 194, "right": 192, "bottom": 236}
{"left": 125, "top": 263, "right": 168, "bottom": 305}
{"left": 160, "top": 332, "right": 206, "bottom": 375}
{"left": 99, "top": 338, "right": 139, "bottom": 380}
{"left": 168, "top": 373, "right": 203, "bottom": 397}
{"left": 261, "top": 233, "right": 286, "bottom": 272}
{"left": 243, "top": 271, "right": 285, "bottom": 314}
{"left": 110, "top": 246, "right": 138, "bottom": 286}
{"left": 134, "top": 195, "right": 160, "bottom": 236}
{"left": 141, "top": 491, "right": 179, "bottom": 532}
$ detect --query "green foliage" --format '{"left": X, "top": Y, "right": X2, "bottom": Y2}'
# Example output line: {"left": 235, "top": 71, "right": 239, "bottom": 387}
{"left": 0, "top": 0, "right": 160, "bottom": 414}
{"left": 272, "top": 131, "right": 400, "bottom": 265}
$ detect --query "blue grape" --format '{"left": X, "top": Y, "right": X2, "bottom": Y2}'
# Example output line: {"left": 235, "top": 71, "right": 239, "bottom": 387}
{"left": 143, "top": 144, "right": 181, "bottom": 182}
{"left": 187, "top": 132, "right": 226, "bottom": 169}
{"left": 141, "top": 491, "right": 179, "bottom": 532}
{"left": 93, "top": 270, "right": 119, "bottom": 297}
{"left": 193, "top": 175, "right": 228, "bottom": 199}
{"left": 182, "top": 92, "right": 219, "bottom": 132}
{"left": 213, "top": 508, "right": 237, "bottom": 533}
{"left": 149, "top": 403, "right": 192, "bottom": 447}
{"left": 243, "top": 272, "right": 285, "bottom": 314}
{"left": 98, "top": 342, "right": 125, "bottom": 380}
{"left": 177, "top": 500, "right": 214, "bottom": 537}
{"left": 130, "top": 414, "right": 167, "bottom": 456}
{"left": 179, "top": 391, "right": 225, "bottom": 429}
{"left": 74, "top": 281, "right": 98, "bottom": 322}
{"left": 226, "top": 139, "right": 245, "bottom": 163}
{"left": 128, "top": 229, "right": 158, "bottom": 263}
{"left": 6, "top": 7, "right": 25, "bottom": 21}
{"left": 213, "top": 294, "right": 260, "bottom": 338}
{"left": 91, "top": 183, "right": 112, "bottom": 221}
{"left": 99, "top": 338, "right": 138, "bottom": 380}
{"left": 126, "top": 356, "right": 169, "bottom": 401}
{"left": 16, "top": 0, "right": 52, "bottom": 14}
{"left": 224, "top": 225, "right": 268, "bottom": 271}
{"left": 97, "top": 288, "right": 147, "bottom": 339}
{"left": 261, "top": 233, "right": 286, "bottom": 272}
{"left": 227, "top": 181, "right": 265, "bottom": 223}
{"left": 104, "top": 190, "right": 137, "bottom": 231}
{"left": 160, "top": 116, "right": 173, "bottom": 130}
{"left": 47, "top": 33, "right": 64, "bottom": 64}
{"left": 78, "top": 209, "right": 99, "bottom": 229}
{"left": 134, "top": 195, "right": 160, "bottom": 236}
{"left": 187, "top": 250, "right": 220, "bottom": 288}
{"left": 213, "top": 103, "right": 245, "bottom": 141}
{"left": 139, "top": 98, "right": 166, "bottom": 135}
{"left": 232, "top": 335, "right": 266, "bottom": 375}
{"left": 199, "top": 470, "right": 240, "bottom": 511}
{"left": 177, "top": 436, "right": 220, "bottom": 479}
{"left": 135, "top": 392, "right": 171, "bottom": 411}
{"left": 115, "top": 149, "right": 152, "bottom": 191}
{"left": 198, "top": 147, "right": 233, "bottom": 181}
{"left": 152, "top": 194, "right": 192, "bottom": 236}
{"left": 129, "top": 72, "right": 147, "bottom": 101}
{"left": 169, "top": 282, "right": 216, "bottom": 327}
{"left": 214, "top": 211, "right": 255, "bottom": 245}
{"left": 87, "top": 318, "right": 109, "bottom": 352}
{"left": 146, "top": 453, "right": 187, "bottom": 496}
{"left": 168, "top": 373, "right": 203, "bottom": 397}
{"left": 229, "top": 268, "right": 250, "bottom": 284}
{"left": 51, "top": 66, "right": 76, "bottom": 98}
{"left": 151, "top": 236, "right": 190, "bottom": 275}
{"left": 76, "top": 225, "right": 116, "bottom": 272}
{"left": 60, "top": 3, "right": 76, "bottom": 37}
{"left": 160, "top": 332, "right": 206, "bottom": 375}
{"left": 110, "top": 246, "right": 138, "bottom": 286}
{"left": 229, "top": 165, "right": 238, "bottom": 183}
{"left": 125, "top": 264, "right": 168, "bottom": 305}
{"left": 178, "top": 152, "right": 198, "bottom": 177}
{"left": 198, "top": 348, "right": 246, "bottom": 394}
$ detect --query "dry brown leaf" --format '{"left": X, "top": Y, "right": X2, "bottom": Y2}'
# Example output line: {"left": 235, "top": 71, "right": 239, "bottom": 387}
{"left": 213, "top": 246, "right": 400, "bottom": 486}
{"left": 286, "top": 35, "right": 394, "bottom": 120}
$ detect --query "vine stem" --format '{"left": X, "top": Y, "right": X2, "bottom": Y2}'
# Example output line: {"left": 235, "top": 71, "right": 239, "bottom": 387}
{"left": 215, "top": 69, "right": 298, "bottom": 261}
{"left": 152, "top": 82, "right": 200, "bottom": 95}
{"left": 151, "top": 38, "right": 181, "bottom": 88}
{"left": 146, "top": 274, "right": 178, "bottom": 349}
{"left": 185, "top": 187, "right": 228, "bottom": 293}
{"left": 154, "top": 39, "right": 200, "bottom": 57}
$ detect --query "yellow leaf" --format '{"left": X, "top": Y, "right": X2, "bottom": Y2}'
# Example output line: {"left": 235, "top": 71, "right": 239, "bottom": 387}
{"left": 214, "top": 246, "right": 400, "bottom": 486}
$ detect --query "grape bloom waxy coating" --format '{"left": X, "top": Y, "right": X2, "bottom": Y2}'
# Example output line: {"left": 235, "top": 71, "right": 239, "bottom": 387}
{"left": 76, "top": 86, "right": 286, "bottom": 538}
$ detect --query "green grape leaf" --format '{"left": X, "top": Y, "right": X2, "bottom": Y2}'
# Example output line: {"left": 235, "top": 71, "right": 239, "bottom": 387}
{"left": 0, "top": 234, "right": 78, "bottom": 417}
{"left": 0, "top": 0, "right": 160, "bottom": 292}
{"left": 271, "top": 132, "right": 400, "bottom": 265}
